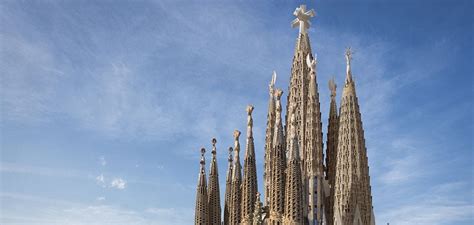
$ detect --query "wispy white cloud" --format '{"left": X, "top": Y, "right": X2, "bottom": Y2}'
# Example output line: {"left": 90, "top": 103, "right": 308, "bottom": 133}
{"left": 377, "top": 182, "right": 473, "bottom": 225}
{"left": 1, "top": 192, "right": 193, "bottom": 225}
{"left": 110, "top": 178, "right": 126, "bottom": 190}
{"left": 95, "top": 174, "right": 106, "bottom": 188}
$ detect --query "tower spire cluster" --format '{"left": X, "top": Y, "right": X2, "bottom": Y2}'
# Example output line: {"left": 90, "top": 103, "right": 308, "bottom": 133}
{"left": 194, "top": 4, "right": 375, "bottom": 225}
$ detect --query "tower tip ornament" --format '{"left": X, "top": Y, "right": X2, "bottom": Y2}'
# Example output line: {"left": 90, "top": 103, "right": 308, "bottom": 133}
{"left": 270, "top": 71, "right": 277, "bottom": 95}
{"left": 329, "top": 77, "right": 337, "bottom": 98}
{"left": 247, "top": 105, "right": 255, "bottom": 115}
{"left": 211, "top": 138, "right": 217, "bottom": 155}
{"left": 234, "top": 130, "right": 241, "bottom": 140}
{"left": 247, "top": 105, "right": 254, "bottom": 138}
{"left": 292, "top": 4, "right": 315, "bottom": 34}
{"left": 200, "top": 147, "right": 206, "bottom": 166}
{"left": 345, "top": 47, "right": 354, "bottom": 83}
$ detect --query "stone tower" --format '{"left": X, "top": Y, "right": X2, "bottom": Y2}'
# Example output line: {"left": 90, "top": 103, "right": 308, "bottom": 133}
{"left": 193, "top": 5, "right": 378, "bottom": 225}
{"left": 325, "top": 77, "right": 339, "bottom": 225}
{"left": 207, "top": 138, "right": 221, "bottom": 225}
{"left": 223, "top": 147, "right": 233, "bottom": 225}
{"left": 229, "top": 130, "right": 242, "bottom": 225}
{"left": 241, "top": 105, "right": 258, "bottom": 224}
{"left": 266, "top": 89, "right": 286, "bottom": 225}
{"left": 304, "top": 53, "right": 325, "bottom": 225}
{"left": 285, "top": 5, "right": 323, "bottom": 224}
{"left": 264, "top": 72, "right": 277, "bottom": 207}
{"left": 283, "top": 108, "right": 305, "bottom": 224}
{"left": 194, "top": 148, "right": 209, "bottom": 225}
{"left": 333, "top": 48, "right": 375, "bottom": 225}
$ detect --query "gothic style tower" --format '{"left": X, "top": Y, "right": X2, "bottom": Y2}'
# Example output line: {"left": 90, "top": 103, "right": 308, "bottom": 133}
{"left": 208, "top": 138, "right": 221, "bottom": 225}
{"left": 286, "top": 5, "right": 320, "bottom": 223}
{"left": 241, "top": 105, "right": 258, "bottom": 224}
{"left": 267, "top": 89, "right": 286, "bottom": 225}
{"left": 304, "top": 54, "right": 325, "bottom": 225}
{"left": 194, "top": 148, "right": 209, "bottom": 225}
{"left": 325, "top": 78, "right": 339, "bottom": 225}
{"left": 264, "top": 72, "right": 277, "bottom": 207}
{"left": 333, "top": 48, "right": 375, "bottom": 225}
{"left": 194, "top": 5, "right": 377, "bottom": 225}
{"left": 229, "top": 130, "right": 242, "bottom": 225}
{"left": 284, "top": 108, "right": 305, "bottom": 224}
{"left": 223, "top": 147, "right": 233, "bottom": 225}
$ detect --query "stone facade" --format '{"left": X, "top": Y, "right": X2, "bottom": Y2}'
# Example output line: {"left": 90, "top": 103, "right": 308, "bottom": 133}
{"left": 194, "top": 4, "right": 375, "bottom": 225}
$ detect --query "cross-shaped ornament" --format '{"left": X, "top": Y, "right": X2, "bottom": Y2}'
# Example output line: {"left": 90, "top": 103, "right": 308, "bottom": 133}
{"left": 292, "top": 5, "right": 315, "bottom": 34}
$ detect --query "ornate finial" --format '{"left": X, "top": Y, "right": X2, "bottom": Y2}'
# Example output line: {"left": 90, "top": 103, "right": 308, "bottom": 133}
{"left": 211, "top": 138, "right": 217, "bottom": 155}
{"left": 200, "top": 147, "right": 206, "bottom": 166}
{"left": 345, "top": 47, "right": 353, "bottom": 65}
{"left": 246, "top": 105, "right": 254, "bottom": 115}
{"left": 292, "top": 4, "right": 315, "bottom": 34}
{"left": 345, "top": 47, "right": 354, "bottom": 83}
{"left": 329, "top": 77, "right": 337, "bottom": 98}
{"left": 247, "top": 105, "right": 254, "bottom": 138}
{"left": 233, "top": 130, "right": 241, "bottom": 140}
{"left": 269, "top": 71, "right": 277, "bottom": 97}
{"left": 228, "top": 147, "right": 233, "bottom": 162}
{"left": 306, "top": 53, "right": 317, "bottom": 73}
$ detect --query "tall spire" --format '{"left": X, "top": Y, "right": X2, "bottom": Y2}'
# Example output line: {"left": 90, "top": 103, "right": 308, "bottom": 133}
{"left": 223, "top": 147, "right": 233, "bottom": 225}
{"left": 194, "top": 148, "right": 209, "bottom": 225}
{"left": 304, "top": 53, "right": 325, "bottom": 225}
{"left": 333, "top": 48, "right": 374, "bottom": 225}
{"left": 267, "top": 89, "right": 286, "bottom": 224}
{"left": 264, "top": 71, "right": 277, "bottom": 207}
{"left": 241, "top": 105, "right": 258, "bottom": 224}
{"left": 286, "top": 6, "right": 317, "bottom": 221}
{"left": 208, "top": 138, "right": 221, "bottom": 225}
{"left": 284, "top": 107, "right": 305, "bottom": 224}
{"left": 229, "top": 130, "right": 242, "bottom": 225}
{"left": 325, "top": 77, "right": 339, "bottom": 225}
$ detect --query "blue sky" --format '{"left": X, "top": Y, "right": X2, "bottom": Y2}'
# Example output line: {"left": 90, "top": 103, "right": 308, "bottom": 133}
{"left": 1, "top": 0, "right": 472, "bottom": 224}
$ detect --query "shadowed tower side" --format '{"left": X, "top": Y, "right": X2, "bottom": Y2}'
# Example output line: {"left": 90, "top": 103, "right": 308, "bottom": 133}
{"left": 333, "top": 48, "right": 375, "bottom": 225}
{"left": 304, "top": 53, "right": 325, "bottom": 225}
{"left": 208, "top": 138, "right": 221, "bottom": 225}
{"left": 241, "top": 105, "right": 258, "bottom": 224}
{"left": 325, "top": 77, "right": 339, "bottom": 225}
{"left": 194, "top": 148, "right": 209, "bottom": 225}
{"left": 223, "top": 147, "right": 234, "bottom": 225}
{"left": 284, "top": 107, "right": 305, "bottom": 224}
{"left": 264, "top": 72, "right": 277, "bottom": 207}
{"left": 266, "top": 89, "right": 286, "bottom": 225}
{"left": 229, "top": 130, "right": 242, "bottom": 225}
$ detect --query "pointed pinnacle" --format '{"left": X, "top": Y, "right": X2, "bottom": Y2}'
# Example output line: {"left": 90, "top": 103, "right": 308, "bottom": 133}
{"left": 211, "top": 138, "right": 217, "bottom": 155}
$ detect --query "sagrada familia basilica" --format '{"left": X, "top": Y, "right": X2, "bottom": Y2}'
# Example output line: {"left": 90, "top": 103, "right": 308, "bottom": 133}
{"left": 194, "top": 5, "right": 375, "bottom": 225}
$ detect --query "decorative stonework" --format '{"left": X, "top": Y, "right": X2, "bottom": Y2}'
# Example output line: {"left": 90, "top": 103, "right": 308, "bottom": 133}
{"left": 241, "top": 105, "right": 258, "bottom": 225}
{"left": 194, "top": 4, "right": 375, "bottom": 225}
{"left": 333, "top": 48, "right": 374, "bottom": 225}
{"left": 208, "top": 138, "right": 221, "bottom": 225}
{"left": 194, "top": 148, "right": 209, "bottom": 225}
